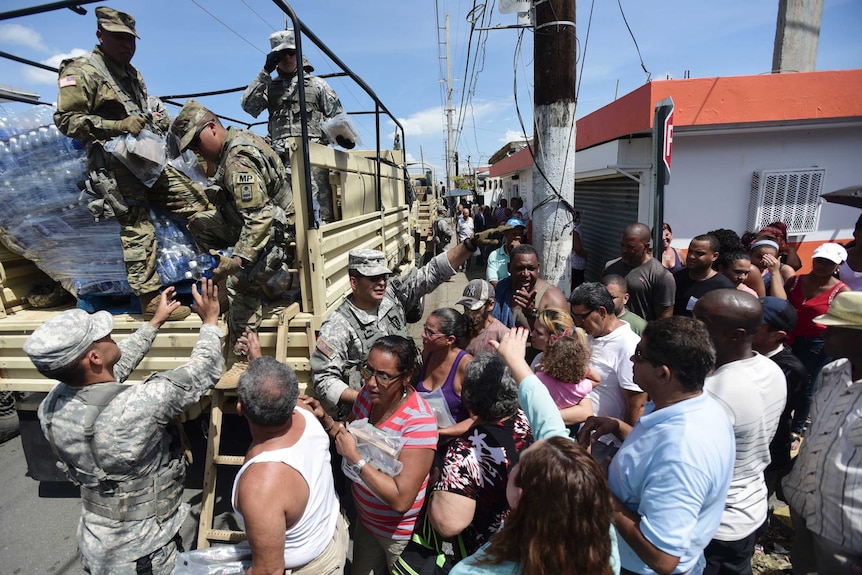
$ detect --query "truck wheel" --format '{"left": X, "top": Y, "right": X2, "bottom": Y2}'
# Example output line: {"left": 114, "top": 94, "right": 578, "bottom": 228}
{"left": 0, "top": 391, "right": 19, "bottom": 443}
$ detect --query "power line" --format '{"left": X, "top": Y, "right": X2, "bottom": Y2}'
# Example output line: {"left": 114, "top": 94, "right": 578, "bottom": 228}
{"left": 189, "top": 0, "right": 262, "bottom": 54}
{"left": 616, "top": 0, "right": 651, "bottom": 81}
{"left": 240, "top": 0, "right": 276, "bottom": 31}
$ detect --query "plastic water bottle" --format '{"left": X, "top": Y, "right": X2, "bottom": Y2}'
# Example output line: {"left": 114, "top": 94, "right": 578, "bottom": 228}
{"left": 186, "top": 253, "right": 218, "bottom": 280}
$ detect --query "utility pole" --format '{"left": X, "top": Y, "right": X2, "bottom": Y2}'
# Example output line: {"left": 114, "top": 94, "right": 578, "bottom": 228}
{"left": 444, "top": 13, "right": 456, "bottom": 195}
{"left": 532, "top": 0, "right": 576, "bottom": 293}
{"left": 772, "top": 0, "right": 823, "bottom": 73}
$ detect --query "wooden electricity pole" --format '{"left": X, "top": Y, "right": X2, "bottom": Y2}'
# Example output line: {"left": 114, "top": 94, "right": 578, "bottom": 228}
{"left": 532, "top": 0, "right": 576, "bottom": 293}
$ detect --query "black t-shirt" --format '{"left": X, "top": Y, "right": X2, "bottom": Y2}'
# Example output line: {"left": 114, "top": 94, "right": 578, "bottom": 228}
{"left": 766, "top": 347, "right": 808, "bottom": 471}
{"left": 672, "top": 269, "right": 735, "bottom": 316}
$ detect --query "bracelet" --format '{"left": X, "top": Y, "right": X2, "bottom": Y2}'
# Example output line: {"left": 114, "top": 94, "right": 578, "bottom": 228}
{"left": 323, "top": 418, "right": 336, "bottom": 433}
{"left": 463, "top": 238, "right": 476, "bottom": 252}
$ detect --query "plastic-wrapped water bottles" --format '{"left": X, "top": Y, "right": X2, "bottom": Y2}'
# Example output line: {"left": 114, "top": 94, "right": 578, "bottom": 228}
{"left": 186, "top": 253, "right": 217, "bottom": 281}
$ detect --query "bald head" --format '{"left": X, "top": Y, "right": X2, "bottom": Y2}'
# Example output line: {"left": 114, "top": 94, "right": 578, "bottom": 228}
{"left": 694, "top": 289, "right": 763, "bottom": 337}
{"left": 624, "top": 223, "right": 652, "bottom": 243}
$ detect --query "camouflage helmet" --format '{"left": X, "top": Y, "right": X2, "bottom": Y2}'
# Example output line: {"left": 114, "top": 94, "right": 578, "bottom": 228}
{"left": 302, "top": 55, "right": 314, "bottom": 73}
{"left": 171, "top": 99, "right": 210, "bottom": 152}
{"left": 95, "top": 6, "right": 140, "bottom": 38}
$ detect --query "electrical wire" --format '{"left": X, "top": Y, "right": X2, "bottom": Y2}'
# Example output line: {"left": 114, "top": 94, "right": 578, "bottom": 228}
{"left": 240, "top": 0, "right": 276, "bottom": 31}
{"left": 575, "top": 0, "right": 595, "bottom": 100}
{"left": 189, "top": 0, "right": 262, "bottom": 54}
{"left": 617, "top": 0, "right": 651, "bottom": 81}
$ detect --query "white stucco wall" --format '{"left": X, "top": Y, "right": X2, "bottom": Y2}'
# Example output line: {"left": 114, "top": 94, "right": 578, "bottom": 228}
{"left": 665, "top": 123, "right": 861, "bottom": 245}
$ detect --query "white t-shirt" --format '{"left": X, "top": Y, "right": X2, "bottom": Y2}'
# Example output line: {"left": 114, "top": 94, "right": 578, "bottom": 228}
{"left": 587, "top": 323, "right": 642, "bottom": 444}
{"left": 704, "top": 353, "right": 787, "bottom": 540}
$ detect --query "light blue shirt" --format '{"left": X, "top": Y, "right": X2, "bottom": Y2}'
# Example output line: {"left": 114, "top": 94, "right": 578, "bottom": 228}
{"left": 609, "top": 393, "right": 735, "bottom": 575}
{"left": 486, "top": 246, "right": 509, "bottom": 283}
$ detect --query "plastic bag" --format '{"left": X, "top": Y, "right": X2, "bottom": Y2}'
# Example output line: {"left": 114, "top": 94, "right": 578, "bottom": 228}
{"left": 169, "top": 147, "right": 208, "bottom": 187}
{"left": 421, "top": 388, "right": 456, "bottom": 429}
{"left": 104, "top": 129, "right": 167, "bottom": 187}
{"left": 320, "top": 112, "right": 362, "bottom": 149}
{"left": 173, "top": 544, "right": 252, "bottom": 575}
{"left": 341, "top": 418, "right": 407, "bottom": 483}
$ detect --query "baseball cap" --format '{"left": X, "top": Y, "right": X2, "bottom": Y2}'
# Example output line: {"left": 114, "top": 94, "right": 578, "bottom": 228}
{"left": 170, "top": 99, "right": 210, "bottom": 152}
{"left": 504, "top": 217, "right": 526, "bottom": 229}
{"left": 813, "top": 291, "right": 862, "bottom": 330}
{"left": 812, "top": 242, "right": 848, "bottom": 265}
{"left": 96, "top": 6, "right": 139, "bottom": 38}
{"left": 23, "top": 309, "right": 114, "bottom": 372}
{"left": 269, "top": 30, "right": 296, "bottom": 53}
{"left": 457, "top": 279, "right": 493, "bottom": 310}
{"left": 349, "top": 249, "right": 392, "bottom": 277}
{"left": 759, "top": 296, "right": 797, "bottom": 333}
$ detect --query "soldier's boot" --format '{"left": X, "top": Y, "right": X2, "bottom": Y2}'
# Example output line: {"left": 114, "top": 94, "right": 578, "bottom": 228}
{"left": 140, "top": 290, "right": 192, "bottom": 322}
{"left": 217, "top": 350, "right": 248, "bottom": 389}
{"left": 217, "top": 279, "right": 229, "bottom": 315}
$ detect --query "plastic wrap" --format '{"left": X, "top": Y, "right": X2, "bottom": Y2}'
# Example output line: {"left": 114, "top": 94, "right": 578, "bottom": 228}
{"left": 342, "top": 418, "right": 407, "bottom": 483}
{"left": 173, "top": 544, "right": 252, "bottom": 575}
{"left": 0, "top": 105, "right": 205, "bottom": 299}
{"left": 320, "top": 112, "right": 361, "bottom": 148}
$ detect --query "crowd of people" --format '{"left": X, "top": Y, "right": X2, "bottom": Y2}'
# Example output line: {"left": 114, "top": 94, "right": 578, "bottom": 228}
{"left": 28, "top": 5, "right": 862, "bottom": 573}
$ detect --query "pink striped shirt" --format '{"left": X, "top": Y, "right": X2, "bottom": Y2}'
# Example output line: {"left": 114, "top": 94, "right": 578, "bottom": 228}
{"left": 352, "top": 388, "right": 438, "bottom": 539}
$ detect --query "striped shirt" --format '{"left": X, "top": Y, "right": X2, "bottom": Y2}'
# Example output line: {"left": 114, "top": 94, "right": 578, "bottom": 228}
{"left": 705, "top": 353, "right": 787, "bottom": 540}
{"left": 352, "top": 388, "right": 438, "bottom": 539}
{"left": 782, "top": 359, "right": 862, "bottom": 550}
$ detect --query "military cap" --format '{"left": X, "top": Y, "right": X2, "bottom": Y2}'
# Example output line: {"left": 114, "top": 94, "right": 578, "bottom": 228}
{"left": 95, "top": 6, "right": 140, "bottom": 38}
{"left": 349, "top": 249, "right": 392, "bottom": 277}
{"left": 436, "top": 205, "right": 448, "bottom": 214}
{"left": 269, "top": 30, "right": 296, "bottom": 53}
{"left": 23, "top": 309, "right": 114, "bottom": 372}
{"left": 171, "top": 99, "right": 210, "bottom": 152}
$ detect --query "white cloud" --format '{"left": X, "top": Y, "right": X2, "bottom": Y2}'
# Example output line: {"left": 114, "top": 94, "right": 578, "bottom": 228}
{"left": 22, "top": 49, "right": 88, "bottom": 85}
{"left": 396, "top": 106, "right": 445, "bottom": 137}
{"left": 0, "top": 24, "right": 49, "bottom": 52}
{"left": 501, "top": 129, "right": 529, "bottom": 144}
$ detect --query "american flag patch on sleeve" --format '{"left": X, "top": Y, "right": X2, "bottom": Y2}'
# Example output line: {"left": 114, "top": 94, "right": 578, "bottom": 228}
{"left": 316, "top": 338, "right": 334, "bottom": 358}
{"left": 59, "top": 76, "right": 77, "bottom": 88}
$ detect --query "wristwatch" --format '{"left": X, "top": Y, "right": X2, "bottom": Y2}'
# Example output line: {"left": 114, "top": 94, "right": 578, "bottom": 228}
{"left": 348, "top": 458, "right": 368, "bottom": 476}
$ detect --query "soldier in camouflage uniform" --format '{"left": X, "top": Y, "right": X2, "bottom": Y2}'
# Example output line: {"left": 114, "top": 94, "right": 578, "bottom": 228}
{"left": 24, "top": 281, "right": 223, "bottom": 575}
{"left": 53, "top": 6, "right": 211, "bottom": 319}
{"left": 240, "top": 30, "right": 352, "bottom": 224}
{"left": 171, "top": 100, "right": 294, "bottom": 364}
{"left": 311, "top": 244, "right": 475, "bottom": 416}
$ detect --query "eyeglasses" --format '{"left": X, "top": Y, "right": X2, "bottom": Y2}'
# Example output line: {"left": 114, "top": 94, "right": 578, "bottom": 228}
{"left": 359, "top": 273, "right": 389, "bottom": 283}
{"left": 632, "top": 346, "right": 661, "bottom": 366}
{"left": 360, "top": 364, "right": 404, "bottom": 386}
{"left": 422, "top": 327, "right": 446, "bottom": 339}
{"left": 188, "top": 121, "right": 213, "bottom": 151}
{"left": 571, "top": 308, "right": 597, "bottom": 323}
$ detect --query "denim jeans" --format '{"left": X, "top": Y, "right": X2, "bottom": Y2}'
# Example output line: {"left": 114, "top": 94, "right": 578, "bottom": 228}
{"left": 790, "top": 335, "right": 830, "bottom": 435}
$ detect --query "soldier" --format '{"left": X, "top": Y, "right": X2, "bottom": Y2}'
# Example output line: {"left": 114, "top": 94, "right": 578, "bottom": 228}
{"left": 54, "top": 6, "right": 211, "bottom": 320}
{"left": 312, "top": 233, "right": 505, "bottom": 416}
{"left": 432, "top": 204, "right": 454, "bottom": 255}
{"left": 24, "top": 281, "right": 223, "bottom": 575}
{"left": 170, "top": 100, "right": 294, "bottom": 376}
{"left": 241, "top": 30, "right": 352, "bottom": 223}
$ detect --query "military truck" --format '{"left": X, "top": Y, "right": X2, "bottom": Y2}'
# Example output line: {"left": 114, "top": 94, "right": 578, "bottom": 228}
{"left": 0, "top": 0, "right": 418, "bottom": 546}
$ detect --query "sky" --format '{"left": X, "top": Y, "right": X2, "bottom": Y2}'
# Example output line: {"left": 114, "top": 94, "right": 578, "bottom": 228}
{"left": 1, "top": 0, "right": 860, "bottom": 181}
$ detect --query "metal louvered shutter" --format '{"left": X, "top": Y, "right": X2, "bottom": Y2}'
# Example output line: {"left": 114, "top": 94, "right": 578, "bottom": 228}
{"left": 747, "top": 168, "right": 826, "bottom": 234}
{"left": 575, "top": 177, "right": 640, "bottom": 282}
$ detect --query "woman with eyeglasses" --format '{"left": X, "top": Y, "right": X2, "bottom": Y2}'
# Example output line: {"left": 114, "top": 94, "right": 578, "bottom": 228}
{"left": 313, "top": 335, "right": 437, "bottom": 575}
{"left": 418, "top": 308, "right": 475, "bottom": 439}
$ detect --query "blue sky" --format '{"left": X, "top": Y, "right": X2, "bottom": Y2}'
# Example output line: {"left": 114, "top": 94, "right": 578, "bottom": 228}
{"left": 1, "top": 0, "right": 860, "bottom": 179}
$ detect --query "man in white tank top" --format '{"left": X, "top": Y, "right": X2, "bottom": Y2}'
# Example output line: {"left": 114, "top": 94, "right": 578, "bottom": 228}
{"left": 233, "top": 341, "right": 347, "bottom": 574}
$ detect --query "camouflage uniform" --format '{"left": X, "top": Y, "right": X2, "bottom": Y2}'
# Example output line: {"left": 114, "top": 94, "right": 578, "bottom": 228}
{"left": 310, "top": 250, "right": 457, "bottom": 412}
{"left": 186, "top": 126, "right": 294, "bottom": 352}
{"left": 433, "top": 214, "right": 454, "bottom": 255}
{"left": 28, "top": 311, "right": 225, "bottom": 575}
{"left": 240, "top": 66, "right": 344, "bottom": 223}
{"left": 54, "top": 45, "right": 211, "bottom": 295}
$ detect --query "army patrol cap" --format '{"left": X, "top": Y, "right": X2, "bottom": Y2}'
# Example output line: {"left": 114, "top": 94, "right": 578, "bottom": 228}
{"left": 23, "top": 309, "right": 114, "bottom": 372}
{"left": 171, "top": 99, "right": 210, "bottom": 152}
{"left": 96, "top": 6, "right": 140, "bottom": 38}
{"left": 349, "top": 249, "right": 392, "bottom": 277}
{"left": 269, "top": 30, "right": 296, "bottom": 53}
